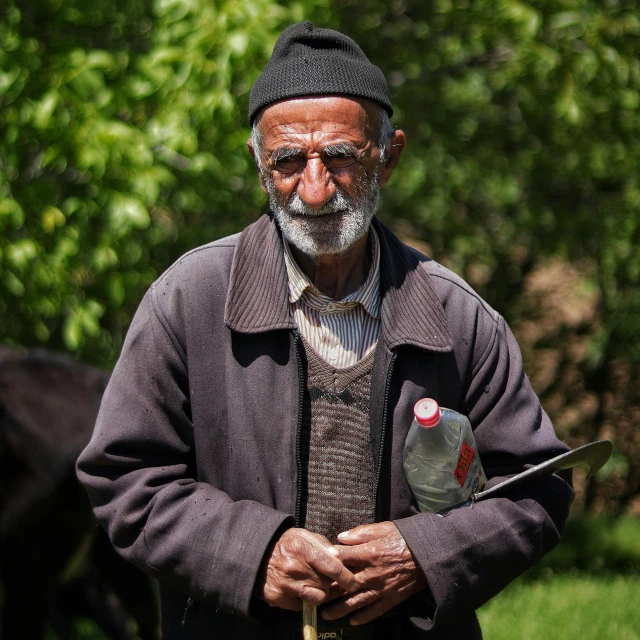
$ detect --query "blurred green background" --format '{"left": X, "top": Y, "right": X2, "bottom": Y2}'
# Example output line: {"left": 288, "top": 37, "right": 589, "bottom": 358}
{"left": 1, "top": 0, "right": 639, "bottom": 637}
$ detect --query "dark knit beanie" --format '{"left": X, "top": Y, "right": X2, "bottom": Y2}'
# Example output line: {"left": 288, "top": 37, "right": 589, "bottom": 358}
{"left": 249, "top": 21, "right": 393, "bottom": 124}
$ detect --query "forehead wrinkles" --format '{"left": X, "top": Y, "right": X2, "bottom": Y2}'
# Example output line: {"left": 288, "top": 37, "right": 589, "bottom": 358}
{"left": 257, "top": 97, "right": 378, "bottom": 153}
{"left": 264, "top": 124, "right": 370, "bottom": 155}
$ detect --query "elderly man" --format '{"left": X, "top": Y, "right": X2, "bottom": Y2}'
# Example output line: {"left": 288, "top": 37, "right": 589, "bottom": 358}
{"left": 77, "top": 22, "right": 573, "bottom": 640}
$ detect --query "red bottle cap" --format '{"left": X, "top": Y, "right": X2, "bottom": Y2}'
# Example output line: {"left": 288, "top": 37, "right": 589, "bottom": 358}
{"left": 414, "top": 398, "right": 441, "bottom": 427}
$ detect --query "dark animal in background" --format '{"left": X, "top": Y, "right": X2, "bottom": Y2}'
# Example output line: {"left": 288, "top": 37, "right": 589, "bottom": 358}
{"left": 0, "top": 347, "right": 160, "bottom": 640}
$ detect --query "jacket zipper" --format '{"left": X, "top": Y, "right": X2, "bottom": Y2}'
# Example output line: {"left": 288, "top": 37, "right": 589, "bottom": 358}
{"left": 293, "top": 330, "right": 305, "bottom": 527}
{"left": 180, "top": 596, "right": 194, "bottom": 632}
{"left": 374, "top": 350, "right": 397, "bottom": 521}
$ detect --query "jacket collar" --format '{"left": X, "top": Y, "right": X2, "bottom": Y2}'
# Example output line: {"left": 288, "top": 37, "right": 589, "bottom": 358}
{"left": 224, "top": 214, "right": 453, "bottom": 353}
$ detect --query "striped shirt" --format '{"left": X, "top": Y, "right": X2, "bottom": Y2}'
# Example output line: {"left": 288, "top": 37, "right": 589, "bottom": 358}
{"left": 282, "top": 229, "right": 381, "bottom": 369}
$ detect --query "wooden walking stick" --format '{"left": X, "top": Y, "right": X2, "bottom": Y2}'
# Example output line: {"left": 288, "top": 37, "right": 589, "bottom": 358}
{"left": 303, "top": 602, "right": 318, "bottom": 640}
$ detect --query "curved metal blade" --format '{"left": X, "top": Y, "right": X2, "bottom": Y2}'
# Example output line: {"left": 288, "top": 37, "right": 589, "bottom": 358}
{"left": 473, "top": 440, "right": 613, "bottom": 503}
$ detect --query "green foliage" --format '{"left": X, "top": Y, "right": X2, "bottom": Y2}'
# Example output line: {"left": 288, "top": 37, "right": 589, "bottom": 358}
{"left": 478, "top": 574, "right": 640, "bottom": 640}
{"left": 1, "top": 0, "right": 639, "bottom": 506}
{"left": 3, "top": 0, "right": 639, "bottom": 369}
{"left": 0, "top": 0, "right": 289, "bottom": 365}
{"left": 307, "top": 0, "right": 640, "bottom": 511}
{"left": 313, "top": 0, "right": 640, "bottom": 363}
{"left": 526, "top": 514, "right": 640, "bottom": 576}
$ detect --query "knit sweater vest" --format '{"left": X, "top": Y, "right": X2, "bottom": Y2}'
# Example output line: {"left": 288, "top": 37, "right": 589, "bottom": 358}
{"left": 300, "top": 338, "right": 376, "bottom": 543}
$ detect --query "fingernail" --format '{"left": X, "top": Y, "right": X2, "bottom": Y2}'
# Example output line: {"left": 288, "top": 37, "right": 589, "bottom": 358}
{"left": 337, "top": 531, "right": 348, "bottom": 540}
{"left": 327, "top": 546, "right": 339, "bottom": 556}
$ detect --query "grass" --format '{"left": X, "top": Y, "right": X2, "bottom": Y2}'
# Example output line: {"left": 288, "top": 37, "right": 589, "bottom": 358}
{"left": 478, "top": 574, "right": 640, "bottom": 640}
{"left": 524, "top": 514, "right": 640, "bottom": 577}
{"left": 478, "top": 514, "right": 640, "bottom": 640}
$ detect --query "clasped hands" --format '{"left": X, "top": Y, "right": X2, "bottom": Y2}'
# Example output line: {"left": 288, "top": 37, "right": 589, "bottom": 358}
{"left": 256, "top": 522, "right": 426, "bottom": 626}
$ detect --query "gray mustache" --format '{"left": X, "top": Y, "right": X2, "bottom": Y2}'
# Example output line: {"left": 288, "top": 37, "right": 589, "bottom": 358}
{"left": 287, "top": 191, "right": 352, "bottom": 216}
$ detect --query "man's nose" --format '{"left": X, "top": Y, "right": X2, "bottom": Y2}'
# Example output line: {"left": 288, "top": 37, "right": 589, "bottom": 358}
{"left": 297, "top": 157, "right": 336, "bottom": 209}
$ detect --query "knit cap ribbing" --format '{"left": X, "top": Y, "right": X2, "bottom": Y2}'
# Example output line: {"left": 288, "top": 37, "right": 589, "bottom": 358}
{"left": 249, "top": 21, "right": 392, "bottom": 124}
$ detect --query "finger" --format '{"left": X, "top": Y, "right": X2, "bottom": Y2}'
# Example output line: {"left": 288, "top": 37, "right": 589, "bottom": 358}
{"left": 336, "top": 524, "right": 378, "bottom": 545}
{"left": 332, "top": 543, "right": 370, "bottom": 567}
{"left": 299, "top": 583, "right": 332, "bottom": 607}
{"left": 324, "top": 581, "right": 349, "bottom": 603}
{"left": 279, "top": 530, "right": 350, "bottom": 587}
{"left": 265, "top": 571, "right": 330, "bottom": 608}
{"left": 321, "top": 588, "right": 380, "bottom": 621}
{"left": 306, "top": 547, "right": 362, "bottom": 593}
{"left": 262, "top": 584, "right": 304, "bottom": 611}
{"left": 348, "top": 597, "right": 396, "bottom": 626}
{"left": 336, "top": 521, "right": 397, "bottom": 545}
{"left": 276, "top": 554, "right": 336, "bottom": 589}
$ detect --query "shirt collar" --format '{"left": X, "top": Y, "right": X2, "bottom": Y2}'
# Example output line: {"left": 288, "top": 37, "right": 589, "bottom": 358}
{"left": 282, "top": 227, "right": 381, "bottom": 318}
{"left": 224, "top": 213, "right": 453, "bottom": 353}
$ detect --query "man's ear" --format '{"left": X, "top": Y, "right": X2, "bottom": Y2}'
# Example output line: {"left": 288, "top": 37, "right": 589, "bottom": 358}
{"left": 378, "top": 129, "right": 406, "bottom": 187}
{"left": 246, "top": 138, "right": 268, "bottom": 194}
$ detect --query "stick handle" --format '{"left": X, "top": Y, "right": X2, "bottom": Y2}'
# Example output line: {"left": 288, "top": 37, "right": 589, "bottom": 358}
{"left": 303, "top": 602, "right": 318, "bottom": 640}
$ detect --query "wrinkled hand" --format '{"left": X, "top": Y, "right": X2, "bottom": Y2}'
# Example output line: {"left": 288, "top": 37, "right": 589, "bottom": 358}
{"left": 322, "top": 521, "right": 426, "bottom": 625}
{"left": 255, "top": 528, "right": 362, "bottom": 611}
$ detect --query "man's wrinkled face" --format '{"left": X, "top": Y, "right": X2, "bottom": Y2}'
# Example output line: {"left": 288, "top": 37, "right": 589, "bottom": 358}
{"left": 250, "top": 97, "right": 390, "bottom": 257}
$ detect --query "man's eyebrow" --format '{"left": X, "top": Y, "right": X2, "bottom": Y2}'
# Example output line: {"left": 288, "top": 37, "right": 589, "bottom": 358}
{"left": 322, "top": 143, "right": 361, "bottom": 157}
{"left": 269, "top": 147, "right": 304, "bottom": 163}
{"left": 268, "top": 143, "right": 362, "bottom": 164}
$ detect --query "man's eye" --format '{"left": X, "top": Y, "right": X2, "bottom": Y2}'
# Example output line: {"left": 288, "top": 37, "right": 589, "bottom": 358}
{"left": 273, "top": 157, "right": 304, "bottom": 173}
{"left": 324, "top": 154, "right": 356, "bottom": 169}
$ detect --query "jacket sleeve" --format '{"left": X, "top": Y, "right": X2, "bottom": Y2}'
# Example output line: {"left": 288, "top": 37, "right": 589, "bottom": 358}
{"left": 76, "top": 287, "right": 294, "bottom": 618}
{"left": 394, "top": 313, "right": 574, "bottom": 629}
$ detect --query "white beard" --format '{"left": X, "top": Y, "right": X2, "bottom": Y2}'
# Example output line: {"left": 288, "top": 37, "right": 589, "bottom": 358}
{"left": 265, "top": 174, "right": 380, "bottom": 257}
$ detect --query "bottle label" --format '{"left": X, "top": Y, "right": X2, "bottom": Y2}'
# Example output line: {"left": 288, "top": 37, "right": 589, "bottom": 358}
{"left": 454, "top": 442, "right": 476, "bottom": 487}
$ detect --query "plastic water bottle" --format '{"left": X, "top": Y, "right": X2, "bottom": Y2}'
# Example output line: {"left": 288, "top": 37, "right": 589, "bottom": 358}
{"left": 403, "top": 398, "right": 487, "bottom": 513}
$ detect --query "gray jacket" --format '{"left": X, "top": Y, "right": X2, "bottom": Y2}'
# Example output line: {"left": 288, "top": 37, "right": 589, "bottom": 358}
{"left": 77, "top": 214, "right": 573, "bottom": 639}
